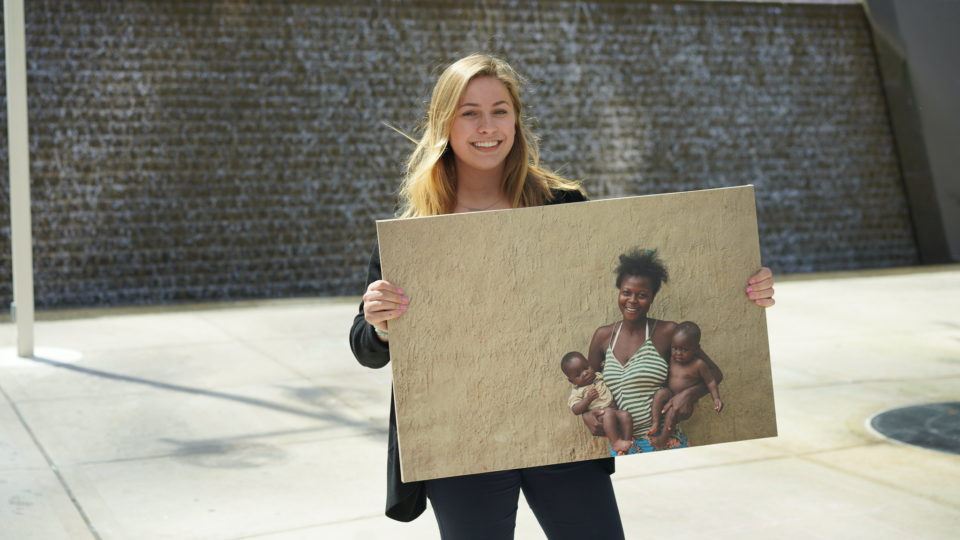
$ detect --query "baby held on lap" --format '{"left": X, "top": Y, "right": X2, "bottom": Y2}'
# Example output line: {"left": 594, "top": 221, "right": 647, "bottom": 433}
{"left": 561, "top": 351, "right": 634, "bottom": 455}
{"left": 648, "top": 321, "right": 723, "bottom": 449}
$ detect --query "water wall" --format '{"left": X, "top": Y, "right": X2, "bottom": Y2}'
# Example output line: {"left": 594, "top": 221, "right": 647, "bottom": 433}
{"left": 0, "top": 1, "right": 917, "bottom": 308}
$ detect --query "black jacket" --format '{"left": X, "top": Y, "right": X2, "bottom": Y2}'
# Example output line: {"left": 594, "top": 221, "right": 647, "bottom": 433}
{"left": 348, "top": 188, "right": 614, "bottom": 522}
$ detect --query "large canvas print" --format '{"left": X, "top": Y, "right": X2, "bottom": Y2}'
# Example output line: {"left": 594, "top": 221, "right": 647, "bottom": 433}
{"left": 376, "top": 186, "right": 776, "bottom": 482}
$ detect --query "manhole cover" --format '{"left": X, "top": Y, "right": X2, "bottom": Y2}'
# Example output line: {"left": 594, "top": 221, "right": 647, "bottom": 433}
{"left": 869, "top": 402, "right": 960, "bottom": 454}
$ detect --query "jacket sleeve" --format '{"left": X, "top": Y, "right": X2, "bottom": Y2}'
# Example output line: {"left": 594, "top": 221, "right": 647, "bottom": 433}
{"left": 349, "top": 243, "right": 391, "bottom": 369}
{"left": 548, "top": 187, "right": 589, "bottom": 204}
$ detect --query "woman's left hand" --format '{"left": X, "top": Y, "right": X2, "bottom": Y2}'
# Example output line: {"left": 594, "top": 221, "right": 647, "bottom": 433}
{"left": 746, "top": 267, "right": 775, "bottom": 308}
{"left": 660, "top": 390, "right": 697, "bottom": 433}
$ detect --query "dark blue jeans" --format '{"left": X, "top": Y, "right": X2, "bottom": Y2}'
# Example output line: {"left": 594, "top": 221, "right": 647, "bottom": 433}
{"left": 424, "top": 460, "right": 624, "bottom": 540}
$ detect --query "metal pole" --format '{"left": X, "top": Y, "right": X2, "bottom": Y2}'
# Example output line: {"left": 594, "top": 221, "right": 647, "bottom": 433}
{"left": 4, "top": 0, "right": 35, "bottom": 357}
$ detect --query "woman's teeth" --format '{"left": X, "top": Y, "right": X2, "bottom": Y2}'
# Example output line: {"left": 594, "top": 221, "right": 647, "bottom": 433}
{"left": 472, "top": 141, "right": 499, "bottom": 148}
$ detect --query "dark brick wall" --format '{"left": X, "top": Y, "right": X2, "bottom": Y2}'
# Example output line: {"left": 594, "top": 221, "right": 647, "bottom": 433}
{"left": 0, "top": 1, "right": 917, "bottom": 308}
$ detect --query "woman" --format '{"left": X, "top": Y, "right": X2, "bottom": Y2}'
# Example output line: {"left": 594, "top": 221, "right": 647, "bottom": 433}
{"left": 349, "top": 53, "right": 775, "bottom": 539}
{"left": 585, "top": 248, "right": 728, "bottom": 453}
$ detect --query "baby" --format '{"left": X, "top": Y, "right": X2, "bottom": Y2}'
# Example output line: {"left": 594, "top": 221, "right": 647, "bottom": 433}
{"left": 648, "top": 321, "right": 723, "bottom": 448}
{"left": 561, "top": 351, "right": 634, "bottom": 455}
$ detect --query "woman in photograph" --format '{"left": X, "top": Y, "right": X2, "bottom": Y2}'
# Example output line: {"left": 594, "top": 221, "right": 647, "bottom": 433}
{"left": 584, "top": 248, "right": 732, "bottom": 453}
{"left": 348, "top": 53, "right": 775, "bottom": 539}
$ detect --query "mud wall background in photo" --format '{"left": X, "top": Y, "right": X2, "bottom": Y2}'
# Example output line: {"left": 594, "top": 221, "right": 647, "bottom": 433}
{"left": 378, "top": 187, "right": 776, "bottom": 482}
{"left": 0, "top": 1, "right": 916, "bottom": 308}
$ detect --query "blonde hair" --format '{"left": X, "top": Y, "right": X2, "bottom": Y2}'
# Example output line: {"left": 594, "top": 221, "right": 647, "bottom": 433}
{"left": 397, "top": 53, "right": 584, "bottom": 218}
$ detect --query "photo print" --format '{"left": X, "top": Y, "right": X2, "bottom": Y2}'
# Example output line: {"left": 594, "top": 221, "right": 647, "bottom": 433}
{"left": 377, "top": 186, "right": 776, "bottom": 482}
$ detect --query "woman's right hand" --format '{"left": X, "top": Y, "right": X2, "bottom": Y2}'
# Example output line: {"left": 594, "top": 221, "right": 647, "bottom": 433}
{"left": 362, "top": 280, "right": 410, "bottom": 341}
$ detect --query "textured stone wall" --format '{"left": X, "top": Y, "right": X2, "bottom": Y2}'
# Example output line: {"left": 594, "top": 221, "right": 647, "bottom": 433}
{"left": 0, "top": 1, "right": 917, "bottom": 308}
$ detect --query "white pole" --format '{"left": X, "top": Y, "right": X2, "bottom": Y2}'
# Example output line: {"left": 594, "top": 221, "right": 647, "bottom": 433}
{"left": 4, "top": 0, "right": 35, "bottom": 357}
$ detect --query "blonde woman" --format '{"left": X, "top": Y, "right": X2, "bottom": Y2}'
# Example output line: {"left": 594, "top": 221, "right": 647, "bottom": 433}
{"left": 349, "top": 54, "right": 775, "bottom": 539}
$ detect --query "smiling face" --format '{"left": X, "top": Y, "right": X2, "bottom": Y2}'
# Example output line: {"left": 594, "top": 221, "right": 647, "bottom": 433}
{"left": 562, "top": 354, "right": 596, "bottom": 387}
{"left": 448, "top": 76, "right": 517, "bottom": 178}
{"left": 618, "top": 275, "right": 655, "bottom": 321}
{"left": 670, "top": 331, "right": 700, "bottom": 365}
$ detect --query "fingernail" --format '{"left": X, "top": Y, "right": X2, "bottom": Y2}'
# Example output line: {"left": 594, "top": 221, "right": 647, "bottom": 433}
{"left": 746, "top": 286, "right": 753, "bottom": 293}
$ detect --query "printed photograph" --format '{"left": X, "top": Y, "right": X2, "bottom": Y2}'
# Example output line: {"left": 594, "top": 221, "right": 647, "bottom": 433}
{"left": 377, "top": 186, "right": 777, "bottom": 482}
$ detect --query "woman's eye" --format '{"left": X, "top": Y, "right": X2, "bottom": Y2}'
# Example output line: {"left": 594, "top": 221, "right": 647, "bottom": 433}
{"left": 494, "top": 109, "right": 508, "bottom": 116}
{"left": 462, "top": 110, "right": 476, "bottom": 117}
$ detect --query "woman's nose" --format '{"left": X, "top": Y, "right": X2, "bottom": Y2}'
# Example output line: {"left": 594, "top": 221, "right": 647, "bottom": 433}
{"left": 477, "top": 114, "right": 493, "bottom": 132}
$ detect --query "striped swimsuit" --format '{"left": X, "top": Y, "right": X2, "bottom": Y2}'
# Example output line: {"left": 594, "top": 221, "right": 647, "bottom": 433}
{"left": 602, "top": 319, "right": 668, "bottom": 438}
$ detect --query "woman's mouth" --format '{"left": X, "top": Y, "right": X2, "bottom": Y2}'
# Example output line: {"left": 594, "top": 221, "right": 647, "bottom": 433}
{"left": 624, "top": 307, "right": 640, "bottom": 314}
{"left": 471, "top": 140, "right": 502, "bottom": 152}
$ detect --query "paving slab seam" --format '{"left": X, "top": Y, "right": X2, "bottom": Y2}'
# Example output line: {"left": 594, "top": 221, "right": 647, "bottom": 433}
{"left": 227, "top": 427, "right": 389, "bottom": 446}
{"left": 613, "top": 439, "right": 893, "bottom": 482}
{"left": 218, "top": 335, "right": 352, "bottom": 382}
{"left": 614, "top": 449, "right": 790, "bottom": 481}
{"left": 36, "top": 338, "right": 254, "bottom": 356}
{"left": 236, "top": 339, "right": 327, "bottom": 382}
{"left": 207, "top": 338, "right": 313, "bottom": 380}
{"left": 5, "top": 375, "right": 332, "bottom": 406}
{"left": 72, "top": 429, "right": 389, "bottom": 467}
{"left": 774, "top": 374, "right": 960, "bottom": 391}
{"left": 794, "top": 453, "right": 960, "bottom": 511}
{"left": 102, "top": 425, "right": 370, "bottom": 452}
{"left": 0, "top": 464, "right": 64, "bottom": 473}
{"left": 7, "top": 359, "right": 339, "bottom": 418}
{"left": 224, "top": 512, "right": 387, "bottom": 539}
{"left": 790, "top": 440, "right": 887, "bottom": 456}
{"left": 25, "top": 347, "right": 307, "bottom": 391}
{"left": 0, "top": 380, "right": 103, "bottom": 540}
{"left": 194, "top": 314, "right": 323, "bottom": 343}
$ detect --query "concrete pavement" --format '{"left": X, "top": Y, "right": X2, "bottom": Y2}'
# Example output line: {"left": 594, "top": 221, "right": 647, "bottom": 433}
{"left": 1, "top": 266, "right": 958, "bottom": 539}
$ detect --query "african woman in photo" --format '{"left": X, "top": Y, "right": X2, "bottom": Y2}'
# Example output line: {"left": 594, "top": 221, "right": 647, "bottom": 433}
{"left": 583, "top": 248, "right": 752, "bottom": 454}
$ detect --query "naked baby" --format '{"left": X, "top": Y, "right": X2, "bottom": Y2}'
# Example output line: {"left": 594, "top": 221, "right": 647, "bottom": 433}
{"left": 648, "top": 321, "right": 723, "bottom": 448}
{"left": 561, "top": 351, "right": 634, "bottom": 455}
